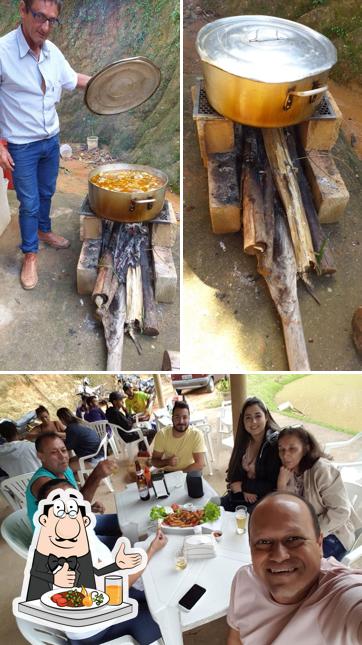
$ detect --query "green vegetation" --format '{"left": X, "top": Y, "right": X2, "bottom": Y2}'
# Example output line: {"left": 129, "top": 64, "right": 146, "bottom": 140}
{"left": 201, "top": 374, "right": 356, "bottom": 436}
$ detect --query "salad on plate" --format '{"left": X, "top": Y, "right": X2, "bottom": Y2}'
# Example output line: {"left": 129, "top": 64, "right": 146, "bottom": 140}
{"left": 150, "top": 502, "right": 221, "bottom": 528}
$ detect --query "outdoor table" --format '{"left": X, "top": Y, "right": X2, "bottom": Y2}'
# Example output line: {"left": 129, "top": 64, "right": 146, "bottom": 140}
{"left": 114, "top": 471, "right": 218, "bottom": 544}
{"left": 136, "top": 511, "right": 251, "bottom": 645}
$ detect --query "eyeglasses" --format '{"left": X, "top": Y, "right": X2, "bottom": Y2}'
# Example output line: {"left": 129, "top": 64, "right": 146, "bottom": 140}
{"left": 29, "top": 8, "right": 60, "bottom": 28}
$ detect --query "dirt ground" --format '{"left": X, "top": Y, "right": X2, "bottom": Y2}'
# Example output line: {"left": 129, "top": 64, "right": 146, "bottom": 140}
{"left": 0, "top": 151, "right": 180, "bottom": 371}
{"left": 183, "top": 5, "right": 362, "bottom": 371}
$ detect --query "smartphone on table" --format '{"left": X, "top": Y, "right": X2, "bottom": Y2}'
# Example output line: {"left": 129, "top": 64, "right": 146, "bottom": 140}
{"left": 178, "top": 584, "right": 206, "bottom": 612}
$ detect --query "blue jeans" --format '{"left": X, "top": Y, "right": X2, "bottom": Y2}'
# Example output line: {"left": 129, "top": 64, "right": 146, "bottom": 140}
{"left": 94, "top": 513, "right": 122, "bottom": 551}
{"left": 67, "top": 588, "right": 161, "bottom": 645}
{"left": 323, "top": 534, "right": 347, "bottom": 561}
{"left": 8, "top": 135, "right": 60, "bottom": 253}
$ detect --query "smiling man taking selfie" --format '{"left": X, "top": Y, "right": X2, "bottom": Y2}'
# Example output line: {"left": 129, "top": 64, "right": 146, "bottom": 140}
{"left": 227, "top": 492, "right": 362, "bottom": 644}
{"left": 0, "top": 0, "right": 90, "bottom": 289}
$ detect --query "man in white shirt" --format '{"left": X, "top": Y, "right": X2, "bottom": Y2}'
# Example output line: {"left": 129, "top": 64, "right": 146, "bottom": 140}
{"left": 0, "top": 0, "right": 90, "bottom": 289}
{"left": 0, "top": 420, "right": 41, "bottom": 476}
{"left": 227, "top": 492, "right": 362, "bottom": 645}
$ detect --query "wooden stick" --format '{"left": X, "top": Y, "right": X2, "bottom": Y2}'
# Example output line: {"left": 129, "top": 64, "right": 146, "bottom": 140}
{"left": 92, "top": 250, "right": 113, "bottom": 305}
{"left": 257, "top": 167, "right": 275, "bottom": 277}
{"left": 285, "top": 129, "right": 336, "bottom": 275}
{"left": 241, "top": 127, "right": 267, "bottom": 255}
{"left": 262, "top": 128, "right": 315, "bottom": 274}
{"left": 126, "top": 266, "right": 143, "bottom": 330}
{"left": 140, "top": 245, "right": 159, "bottom": 336}
{"left": 257, "top": 197, "right": 310, "bottom": 371}
{"left": 98, "top": 284, "right": 127, "bottom": 371}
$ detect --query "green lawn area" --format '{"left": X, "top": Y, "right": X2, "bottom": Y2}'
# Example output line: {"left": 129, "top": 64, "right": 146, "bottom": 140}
{"left": 203, "top": 374, "right": 357, "bottom": 436}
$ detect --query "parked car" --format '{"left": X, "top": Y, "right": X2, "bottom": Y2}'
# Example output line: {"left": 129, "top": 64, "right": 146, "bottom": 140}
{"left": 171, "top": 374, "right": 225, "bottom": 394}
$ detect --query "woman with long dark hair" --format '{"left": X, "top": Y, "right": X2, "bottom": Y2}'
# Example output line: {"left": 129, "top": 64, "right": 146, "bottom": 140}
{"left": 56, "top": 407, "right": 101, "bottom": 461}
{"left": 277, "top": 425, "right": 360, "bottom": 560}
{"left": 220, "top": 397, "right": 280, "bottom": 511}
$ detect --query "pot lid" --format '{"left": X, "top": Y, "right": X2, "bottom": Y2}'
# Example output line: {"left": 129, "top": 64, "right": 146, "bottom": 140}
{"left": 85, "top": 56, "right": 161, "bottom": 115}
{"left": 196, "top": 16, "right": 337, "bottom": 84}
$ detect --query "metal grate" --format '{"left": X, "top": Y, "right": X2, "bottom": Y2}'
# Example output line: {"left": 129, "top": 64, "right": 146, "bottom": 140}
{"left": 79, "top": 195, "right": 172, "bottom": 224}
{"left": 310, "top": 94, "right": 336, "bottom": 120}
{"left": 193, "top": 78, "right": 223, "bottom": 120}
{"left": 193, "top": 77, "right": 336, "bottom": 121}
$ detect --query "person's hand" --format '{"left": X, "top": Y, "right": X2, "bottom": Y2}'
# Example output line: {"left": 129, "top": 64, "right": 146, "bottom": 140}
{"left": 91, "top": 500, "right": 105, "bottom": 514}
{"left": 54, "top": 562, "right": 76, "bottom": 588}
{"left": 149, "top": 529, "right": 168, "bottom": 556}
{"left": 243, "top": 492, "right": 257, "bottom": 504}
{"left": 277, "top": 466, "right": 292, "bottom": 490}
{"left": 168, "top": 454, "right": 178, "bottom": 467}
{"left": 115, "top": 541, "right": 143, "bottom": 570}
{"left": 0, "top": 144, "right": 14, "bottom": 172}
{"left": 93, "top": 458, "right": 116, "bottom": 479}
{"left": 230, "top": 481, "right": 242, "bottom": 494}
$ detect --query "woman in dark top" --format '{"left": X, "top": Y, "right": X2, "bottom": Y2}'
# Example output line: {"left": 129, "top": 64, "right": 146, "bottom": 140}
{"left": 220, "top": 396, "right": 280, "bottom": 512}
{"left": 56, "top": 408, "right": 101, "bottom": 459}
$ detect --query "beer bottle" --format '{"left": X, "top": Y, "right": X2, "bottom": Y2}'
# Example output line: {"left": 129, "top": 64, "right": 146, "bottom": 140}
{"left": 135, "top": 460, "right": 150, "bottom": 501}
{"left": 144, "top": 464, "right": 152, "bottom": 488}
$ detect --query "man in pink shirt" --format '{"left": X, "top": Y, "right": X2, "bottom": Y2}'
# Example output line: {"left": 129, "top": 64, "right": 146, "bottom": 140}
{"left": 227, "top": 492, "right": 362, "bottom": 645}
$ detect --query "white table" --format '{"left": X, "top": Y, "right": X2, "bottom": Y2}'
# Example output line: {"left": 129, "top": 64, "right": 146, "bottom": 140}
{"left": 137, "top": 511, "right": 251, "bottom": 645}
{"left": 114, "top": 472, "right": 218, "bottom": 543}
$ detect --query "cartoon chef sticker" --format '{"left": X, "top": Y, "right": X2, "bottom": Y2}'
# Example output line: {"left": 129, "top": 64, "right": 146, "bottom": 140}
{"left": 13, "top": 488, "right": 147, "bottom": 632}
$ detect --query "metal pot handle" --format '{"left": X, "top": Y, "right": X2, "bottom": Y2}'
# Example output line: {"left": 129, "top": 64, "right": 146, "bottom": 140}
{"left": 284, "top": 85, "right": 327, "bottom": 111}
{"left": 129, "top": 197, "right": 156, "bottom": 212}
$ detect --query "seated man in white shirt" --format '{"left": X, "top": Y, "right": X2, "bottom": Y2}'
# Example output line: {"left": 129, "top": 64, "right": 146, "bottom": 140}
{"left": 0, "top": 420, "right": 41, "bottom": 476}
{"left": 227, "top": 492, "right": 362, "bottom": 645}
{"left": 0, "top": 0, "right": 90, "bottom": 289}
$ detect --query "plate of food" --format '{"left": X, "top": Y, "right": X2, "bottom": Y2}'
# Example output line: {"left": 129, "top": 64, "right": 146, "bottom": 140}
{"left": 41, "top": 586, "right": 109, "bottom": 610}
{"left": 149, "top": 502, "right": 222, "bottom": 533}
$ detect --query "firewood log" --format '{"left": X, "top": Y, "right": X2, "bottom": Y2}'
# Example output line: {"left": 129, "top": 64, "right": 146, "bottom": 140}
{"left": 262, "top": 128, "right": 315, "bottom": 275}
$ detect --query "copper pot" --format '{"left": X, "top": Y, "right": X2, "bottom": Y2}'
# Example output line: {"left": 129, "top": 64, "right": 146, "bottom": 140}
{"left": 196, "top": 16, "right": 337, "bottom": 128}
{"left": 88, "top": 163, "right": 168, "bottom": 223}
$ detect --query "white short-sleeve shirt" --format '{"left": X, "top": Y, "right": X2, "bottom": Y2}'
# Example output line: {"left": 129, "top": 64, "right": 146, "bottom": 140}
{"left": 0, "top": 26, "right": 77, "bottom": 144}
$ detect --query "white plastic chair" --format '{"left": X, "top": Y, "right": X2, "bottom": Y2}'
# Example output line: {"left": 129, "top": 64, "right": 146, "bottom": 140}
{"left": 218, "top": 400, "right": 233, "bottom": 435}
{"left": 0, "top": 471, "right": 34, "bottom": 510}
{"left": 108, "top": 423, "right": 150, "bottom": 460}
{"left": 341, "top": 481, "right": 362, "bottom": 568}
{"left": 16, "top": 617, "right": 139, "bottom": 645}
{"left": 191, "top": 422, "right": 215, "bottom": 476}
{"left": 77, "top": 434, "right": 114, "bottom": 493}
{"left": 88, "top": 420, "right": 120, "bottom": 458}
{"left": 1, "top": 508, "right": 33, "bottom": 558}
{"left": 325, "top": 434, "right": 362, "bottom": 483}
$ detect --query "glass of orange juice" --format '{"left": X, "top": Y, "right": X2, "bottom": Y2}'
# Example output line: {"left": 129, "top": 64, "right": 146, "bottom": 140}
{"left": 105, "top": 575, "right": 123, "bottom": 605}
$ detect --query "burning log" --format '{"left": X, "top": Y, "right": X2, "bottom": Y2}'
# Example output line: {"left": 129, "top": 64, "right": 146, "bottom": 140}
{"left": 285, "top": 128, "right": 336, "bottom": 275}
{"left": 257, "top": 195, "right": 310, "bottom": 371}
{"left": 241, "top": 127, "right": 267, "bottom": 255}
{"left": 92, "top": 250, "right": 114, "bottom": 308}
{"left": 125, "top": 265, "right": 143, "bottom": 354}
{"left": 140, "top": 245, "right": 159, "bottom": 336}
{"left": 262, "top": 128, "right": 315, "bottom": 275}
{"left": 97, "top": 284, "right": 127, "bottom": 371}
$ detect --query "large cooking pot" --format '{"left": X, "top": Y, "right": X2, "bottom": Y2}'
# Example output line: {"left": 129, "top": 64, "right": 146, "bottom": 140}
{"left": 196, "top": 16, "right": 337, "bottom": 128}
{"left": 88, "top": 163, "right": 168, "bottom": 223}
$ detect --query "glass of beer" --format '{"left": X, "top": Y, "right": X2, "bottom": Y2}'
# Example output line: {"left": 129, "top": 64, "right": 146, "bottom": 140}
{"left": 105, "top": 575, "right": 123, "bottom": 605}
{"left": 235, "top": 505, "right": 248, "bottom": 535}
{"left": 175, "top": 548, "right": 187, "bottom": 571}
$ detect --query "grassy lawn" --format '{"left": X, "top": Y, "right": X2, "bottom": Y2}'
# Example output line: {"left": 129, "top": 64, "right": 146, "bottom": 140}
{"left": 202, "top": 374, "right": 356, "bottom": 436}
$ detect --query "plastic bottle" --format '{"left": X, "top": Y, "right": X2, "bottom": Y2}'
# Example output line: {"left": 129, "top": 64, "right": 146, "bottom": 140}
{"left": 135, "top": 460, "right": 150, "bottom": 501}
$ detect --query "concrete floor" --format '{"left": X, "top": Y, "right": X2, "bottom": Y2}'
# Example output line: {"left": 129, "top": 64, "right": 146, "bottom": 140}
{"left": 0, "top": 408, "right": 356, "bottom": 645}
{"left": 0, "top": 190, "right": 180, "bottom": 371}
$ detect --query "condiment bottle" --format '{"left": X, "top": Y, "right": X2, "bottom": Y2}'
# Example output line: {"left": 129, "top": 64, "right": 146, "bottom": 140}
{"left": 135, "top": 460, "right": 150, "bottom": 501}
